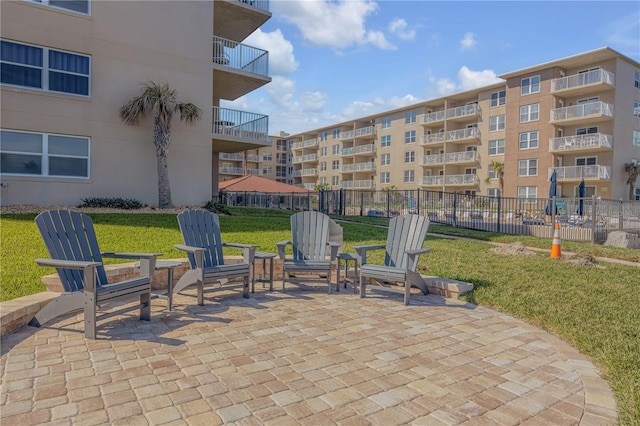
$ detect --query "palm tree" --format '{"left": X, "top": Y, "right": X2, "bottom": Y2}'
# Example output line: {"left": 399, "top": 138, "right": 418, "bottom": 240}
{"left": 484, "top": 160, "right": 504, "bottom": 196}
{"left": 624, "top": 162, "right": 640, "bottom": 201}
{"left": 120, "top": 82, "right": 202, "bottom": 208}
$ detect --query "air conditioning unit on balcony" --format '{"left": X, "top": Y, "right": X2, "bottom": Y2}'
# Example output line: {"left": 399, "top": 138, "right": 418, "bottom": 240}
{"left": 559, "top": 70, "right": 566, "bottom": 77}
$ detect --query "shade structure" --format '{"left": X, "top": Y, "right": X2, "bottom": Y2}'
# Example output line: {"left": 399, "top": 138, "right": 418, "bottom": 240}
{"left": 577, "top": 179, "right": 586, "bottom": 217}
{"left": 545, "top": 170, "right": 558, "bottom": 216}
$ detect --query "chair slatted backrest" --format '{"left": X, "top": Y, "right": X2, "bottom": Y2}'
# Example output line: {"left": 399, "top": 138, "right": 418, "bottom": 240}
{"left": 291, "top": 211, "right": 330, "bottom": 261}
{"left": 35, "top": 210, "right": 108, "bottom": 292}
{"left": 177, "top": 209, "right": 225, "bottom": 269}
{"left": 384, "top": 214, "right": 430, "bottom": 269}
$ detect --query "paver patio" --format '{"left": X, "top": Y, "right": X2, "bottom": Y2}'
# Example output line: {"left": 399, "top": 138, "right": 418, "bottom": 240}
{"left": 0, "top": 283, "right": 617, "bottom": 425}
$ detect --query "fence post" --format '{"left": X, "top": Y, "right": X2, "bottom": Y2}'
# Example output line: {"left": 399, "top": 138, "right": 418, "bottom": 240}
{"left": 591, "top": 195, "right": 597, "bottom": 244}
{"left": 619, "top": 200, "right": 624, "bottom": 231}
{"left": 453, "top": 192, "right": 458, "bottom": 227}
{"left": 417, "top": 189, "right": 421, "bottom": 215}
{"left": 386, "top": 190, "right": 391, "bottom": 217}
{"left": 497, "top": 190, "right": 502, "bottom": 233}
{"left": 360, "top": 191, "right": 364, "bottom": 216}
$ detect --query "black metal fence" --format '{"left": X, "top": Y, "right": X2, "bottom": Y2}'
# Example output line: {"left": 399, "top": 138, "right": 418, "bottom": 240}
{"left": 219, "top": 189, "right": 640, "bottom": 243}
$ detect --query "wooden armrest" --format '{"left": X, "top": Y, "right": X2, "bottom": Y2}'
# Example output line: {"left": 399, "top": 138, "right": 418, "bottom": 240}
{"left": 174, "top": 244, "right": 205, "bottom": 253}
{"left": 405, "top": 248, "right": 431, "bottom": 256}
{"left": 101, "top": 252, "right": 161, "bottom": 260}
{"left": 223, "top": 243, "right": 257, "bottom": 264}
{"left": 35, "top": 259, "right": 101, "bottom": 269}
{"left": 276, "top": 240, "right": 290, "bottom": 260}
{"left": 353, "top": 244, "right": 386, "bottom": 264}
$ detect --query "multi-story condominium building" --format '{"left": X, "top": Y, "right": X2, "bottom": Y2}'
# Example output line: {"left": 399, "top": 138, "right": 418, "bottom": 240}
{"left": 219, "top": 132, "right": 293, "bottom": 184}
{"left": 290, "top": 47, "right": 640, "bottom": 200}
{"left": 1, "top": 0, "right": 271, "bottom": 206}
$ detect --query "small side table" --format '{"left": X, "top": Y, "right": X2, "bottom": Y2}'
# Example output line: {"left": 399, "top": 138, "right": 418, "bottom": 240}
{"left": 138, "top": 260, "right": 181, "bottom": 311}
{"left": 336, "top": 253, "right": 358, "bottom": 293}
{"left": 252, "top": 252, "right": 276, "bottom": 292}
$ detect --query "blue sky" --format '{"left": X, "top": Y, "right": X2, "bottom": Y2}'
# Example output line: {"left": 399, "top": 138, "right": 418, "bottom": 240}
{"left": 222, "top": 1, "right": 640, "bottom": 136}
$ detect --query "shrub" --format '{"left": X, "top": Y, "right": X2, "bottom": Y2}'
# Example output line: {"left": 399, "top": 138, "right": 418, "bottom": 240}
{"left": 78, "top": 197, "right": 147, "bottom": 210}
{"left": 203, "top": 200, "right": 232, "bottom": 215}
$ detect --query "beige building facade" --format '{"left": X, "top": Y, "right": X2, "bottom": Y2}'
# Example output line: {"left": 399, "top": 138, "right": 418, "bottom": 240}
{"left": 1, "top": 0, "right": 271, "bottom": 207}
{"left": 289, "top": 47, "right": 640, "bottom": 201}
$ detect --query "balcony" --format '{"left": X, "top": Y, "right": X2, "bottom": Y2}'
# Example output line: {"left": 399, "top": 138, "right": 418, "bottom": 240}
{"left": 420, "top": 154, "right": 444, "bottom": 166}
{"left": 291, "top": 138, "right": 318, "bottom": 150}
{"left": 421, "top": 176, "right": 444, "bottom": 186}
{"left": 247, "top": 168, "right": 261, "bottom": 175}
{"left": 301, "top": 168, "right": 318, "bottom": 177}
{"left": 342, "top": 162, "right": 374, "bottom": 172}
{"left": 219, "top": 167, "right": 244, "bottom": 175}
{"left": 550, "top": 165, "right": 611, "bottom": 181}
{"left": 213, "top": 36, "right": 270, "bottom": 100}
{"left": 550, "top": 101, "right": 614, "bottom": 125}
{"left": 338, "top": 125, "right": 375, "bottom": 140}
{"left": 354, "top": 144, "right": 375, "bottom": 155}
{"left": 446, "top": 103, "right": 480, "bottom": 121}
{"left": 246, "top": 154, "right": 261, "bottom": 162}
{"left": 551, "top": 69, "right": 615, "bottom": 95}
{"left": 213, "top": 107, "right": 270, "bottom": 152}
{"left": 214, "top": 0, "right": 271, "bottom": 42}
{"left": 549, "top": 133, "right": 613, "bottom": 152}
{"left": 220, "top": 153, "right": 244, "bottom": 161}
{"left": 291, "top": 153, "right": 317, "bottom": 164}
{"left": 303, "top": 183, "right": 316, "bottom": 190}
{"left": 446, "top": 151, "right": 479, "bottom": 164}
{"left": 445, "top": 174, "right": 478, "bottom": 186}
{"left": 446, "top": 127, "right": 479, "bottom": 142}
{"left": 421, "top": 133, "right": 445, "bottom": 146}
{"left": 341, "top": 180, "right": 374, "bottom": 189}
{"left": 340, "top": 147, "right": 354, "bottom": 156}
{"left": 420, "top": 110, "right": 445, "bottom": 125}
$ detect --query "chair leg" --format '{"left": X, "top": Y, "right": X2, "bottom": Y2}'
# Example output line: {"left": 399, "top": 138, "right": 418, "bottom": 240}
{"left": 28, "top": 292, "right": 84, "bottom": 328}
{"left": 243, "top": 274, "right": 250, "bottom": 298}
{"left": 360, "top": 275, "right": 367, "bottom": 298}
{"left": 404, "top": 283, "right": 410, "bottom": 306}
{"left": 84, "top": 291, "right": 97, "bottom": 339}
{"left": 282, "top": 271, "right": 287, "bottom": 292}
{"left": 140, "top": 292, "right": 151, "bottom": 321}
{"left": 197, "top": 280, "right": 204, "bottom": 306}
{"left": 327, "top": 270, "right": 332, "bottom": 294}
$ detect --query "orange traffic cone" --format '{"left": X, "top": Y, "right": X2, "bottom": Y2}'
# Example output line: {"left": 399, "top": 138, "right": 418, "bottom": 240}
{"left": 550, "top": 223, "right": 562, "bottom": 258}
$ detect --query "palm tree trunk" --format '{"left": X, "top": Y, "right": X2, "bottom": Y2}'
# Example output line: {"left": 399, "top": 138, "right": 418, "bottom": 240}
{"left": 157, "top": 152, "right": 172, "bottom": 208}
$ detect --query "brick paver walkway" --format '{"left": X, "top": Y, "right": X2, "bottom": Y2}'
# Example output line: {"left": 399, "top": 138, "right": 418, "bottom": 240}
{"left": 0, "top": 284, "right": 617, "bottom": 425}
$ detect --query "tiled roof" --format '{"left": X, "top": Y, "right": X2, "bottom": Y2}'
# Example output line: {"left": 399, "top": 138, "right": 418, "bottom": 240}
{"left": 219, "top": 175, "right": 310, "bottom": 193}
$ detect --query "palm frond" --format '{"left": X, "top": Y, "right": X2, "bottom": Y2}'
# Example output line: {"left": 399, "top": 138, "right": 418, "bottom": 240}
{"left": 178, "top": 103, "right": 203, "bottom": 124}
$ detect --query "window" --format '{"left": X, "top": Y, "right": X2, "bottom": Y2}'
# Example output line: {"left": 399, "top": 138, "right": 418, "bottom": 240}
{"left": 521, "top": 75, "right": 540, "bottom": 95}
{"left": 262, "top": 152, "right": 272, "bottom": 161}
{"left": 574, "top": 184, "right": 596, "bottom": 198}
{"left": 332, "top": 160, "right": 340, "bottom": 170}
{"left": 332, "top": 176, "right": 339, "bottom": 186}
{"left": 0, "top": 130, "right": 89, "bottom": 178}
{"left": 519, "top": 104, "right": 539, "bottom": 122}
{"left": 518, "top": 159, "right": 537, "bottom": 176}
{"left": 1, "top": 40, "right": 90, "bottom": 96}
{"left": 319, "top": 176, "right": 326, "bottom": 185}
{"left": 634, "top": 130, "right": 640, "bottom": 147}
{"left": 26, "top": 0, "right": 90, "bottom": 14}
{"left": 405, "top": 111, "right": 416, "bottom": 124}
{"left": 405, "top": 151, "right": 415, "bottom": 164}
{"left": 519, "top": 131, "right": 539, "bottom": 149}
{"left": 320, "top": 146, "right": 327, "bottom": 157}
{"left": 381, "top": 153, "right": 390, "bottom": 166}
{"left": 262, "top": 166, "right": 272, "bottom": 175}
{"left": 333, "top": 129, "right": 340, "bottom": 139}
{"left": 332, "top": 144, "right": 340, "bottom": 155}
{"left": 517, "top": 186, "right": 537, "bottom": 198}
{"left": 635, "top": 71, "right": 640, "bottom": 89}
{"left": 381, "top": 135, "right": 391, "bottom": 148}
{"left": 404, "top": 131, "right": 416, "bottom": 144}
{"left": 489, "top": 139, "right": 505, "bottom": 155}
{"left": 635, "top": 187, "right": 640, "bottom": 201}
{"left": 577, "top": 127, "right": 598, "bottom": 135}
{"left": 490, "top": 90, "right": 506, "bottom": 107}
{"left": 487, "top": 188, "right": 500, "bottom": 197}
{"left": 320, "top": 131, "right": 327, "bottom": 141}
{"left": 634, "top": 101, "right": 640, "bottom": 118}
{"left": 489, "top": 115, "right": 505, "bottom": 131}
{"left": 488, "top": 170, "right": 499, "bottom": 179}
{"left": 576, "top": 157, "right": 597, "bottom": 166}
{"left": 320, "top": 162, "right": 327, "bottom": 171}
{"left": 404, "top": 170, "right": 415, "bottom": 183}
{"left": 381, "top": 172, "right": 390, "bottom": 184}
{"left": 382, "top": 117, "right": 391, "bottom": 129}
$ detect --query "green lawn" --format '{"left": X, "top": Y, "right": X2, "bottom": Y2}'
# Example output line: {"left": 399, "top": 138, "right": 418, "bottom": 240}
{"left": 1, "top": 207, "right": 638, "bottom": 424}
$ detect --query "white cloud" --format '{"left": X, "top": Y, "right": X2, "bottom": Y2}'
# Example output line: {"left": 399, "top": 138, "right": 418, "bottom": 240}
{"left": 272, "top": 0, "right": 396, "bottom": 51}
{"left": 300, "top": 91, "right": 328, "bottom": 113}
{"left": 245, "top": 28, "right": 298, "bottom": 76}
{"left": 429, "top": 67, "right": 502, "bottom": 95}
{"left": 388, "top": 18, "right": 416, "bottom": 41}
{"left": 605, "top": 14, "right": 640, "bottom": 53}
{"left": 460, "top": 32, "right": 477, "bottom": 50}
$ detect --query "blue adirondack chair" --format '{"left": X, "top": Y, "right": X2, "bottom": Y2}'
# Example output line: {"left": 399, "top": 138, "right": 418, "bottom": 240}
{"left": 174, "top": 209, "right": 256, "bottom": 305}
{"left": 32, "top": 210, "right": 159, "bottom": 339}
{"left": 276, "top": 211, "right": 340, "bottom": 293}
{"left": 355, "top": 214, "right": 430, "bottom": 305}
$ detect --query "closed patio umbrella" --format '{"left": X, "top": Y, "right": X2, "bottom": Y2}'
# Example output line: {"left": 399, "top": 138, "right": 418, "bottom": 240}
{"left": 545, "top": 170, "right": 557, "bottom": 216}
{"left": 577, "top": 178, "right": 585, "bottom": 217}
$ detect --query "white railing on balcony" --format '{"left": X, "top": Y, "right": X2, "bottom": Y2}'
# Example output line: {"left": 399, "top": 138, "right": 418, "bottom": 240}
{"left": 341, "top": 147, "right": 354, "bottom": 156}
{"left": 355, "top": 125, "right": 375, "bottom": 138}
{"left": 421, "top": 110, "right": 446, "bottom": 124}
{"left": 220, "top": 153, "right": 244, "bottom": 161}
{"left": 550, "top": 101, "right": 614, "bottom": 122}
{"left": 446, "top": 151, "right": 479, "bottom": 163}
{"left": 246, "top": 154, "right": 260, "bottom": 162}
{"left": 236, "top": 0, "right": 269, "bottom": 13}
{"left": 343, "top": 161, "right": 374, "bottom": 172}
{"left": 303, "top": 183, "right": 316, "bottom": 190}
{"left": 339, "top": 130, "right": 354, "bottom": 139}
{"left": 551, "top": 69, "right": 615, "bottom": 92}
{"left": 341, "top": 164, "right": 354, "bottom": 172}
{"left": 213, "top": 36, "right": 269, "bottom": 77}
{"left": 421, "top": 154, "right": 444, "bottom": 165}
{"left": 446, "top": 127, "right": 479, "bottom": 141}
{"left": 213, "top": 106, "right": 269, "bottom": 143}
{"left": 354, "top": 144, "right": 375, "bottom": 154}
{"left": 302, "top": 153, "right": 317, "bottom": 162}
{"left": 446, "top": 103, "right": 480, "bottom": 119}
{"left": 292, "top": 170, "right": 302, "bottom": 177}
{"left": 341, "top": 179, "right": 374, "bottom": 189}
{"left": 291, "top": 138, "right": 317, "bottom": 150}
{"left": 421, "top": 176, "right": 444, "bottom": 186}
{"left": 247, "top": 169, "right": 261, "bottom": 175}
{"left": 421, "top": 133, "right": 445, "bottom": 145}
{"left": 292, "top": 156, "right": 303, "bottom": 164}
{"left": 549, "top": 133, "right": 613, "bottom": 151}
{"left": 550, "top": 165, "right": 611, "bottom": 180}
{"left": 220, "top": 167, "right": 244, "bottom": 175}
{"left": 445, "top": 174, "right": 478, "bottom": 185}
{"left": 302, "top": 168, "right": 317, "bottom": 176}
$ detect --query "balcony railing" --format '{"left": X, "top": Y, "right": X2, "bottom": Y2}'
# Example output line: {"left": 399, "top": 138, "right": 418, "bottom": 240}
{"left": 354, "top": 144, "right": 375, "bottom": 154}
{"left": 342, "top": 162, "right": 374, "bottom": 172}
{"left": 421, "top": 110, "right": 446, "bottom": 124}
{"left": 421, "top": 154, "right": 444, "bottom": 165}
{"left": 550, "top": 165, "right": 611, "bottom": 180}
{"left": 302, "top": 168, "right": 318, "bottom": 176}
{"left": 421, "top": 133, "right": 445, "bottom": 145}
{"left": 213, "top": 36, "right": 269, "bottom": 77}
{"left": 247, "top": 169, "right": 261, "bottom": 175}
{"left": 292, "top": 138, "right": 318, "bottom": 150}
{"left": 445, "top": 174, "right": 478, "bottom": 186}
{"left": 446, "top": 151, "right": 479, "bottom": 164}
{"left": 246, "top": 154, "right": 260, "bottom": 162}
{"left": 213, "top": 106, "right": 269, "bottom": 143}
{"left": 220, "top": 153, "right": 244, "bottom": 161}
{"left": 341, "top": 180, "right": 374, "bottom": 189}
{"left": 551, "top": 69, "right": 615, "bottom": 92}
{"left": 421, "top": 176, "right": 444, "bottom": 186}
{"left": 340, "top": 147, "right": 354, "bottom": 156}
{"left": 446, "top": 127, "right": 479, "bottom": 141}
{"left": 550, "top": 101, "right": 614, "bottom": 122}
{"left": 446, "top": 103, "right": 480, "bottom": 120}
{"left": 303, "top": 183, "right": 316, "bottom": 190}
{"left": 236, "top": 0, "right": 269, "bottom": 12}
{"left": 219, "top": 167, "right": 244, "bottom": 175}
{"left": 549, "top": 133, "right": 613, "bottom": 151}
{"left": 338, "top": 125, "right": 374, "bottom": 140}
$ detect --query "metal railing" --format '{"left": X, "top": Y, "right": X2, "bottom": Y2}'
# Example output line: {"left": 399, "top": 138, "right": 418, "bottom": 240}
{"left": 421, "top": 133, "right": 445, "bottom": 145}
{"left": 354, "top": 144, "right": 375, "bottom": 154}
{"left": 213, "top": 106, "right": 269, "bottom": 143}
{"left": 550, "top": 101, "right": 614, "bottom": 122}
{"left": 213, "top": 36, "right": 269, "bottom": 77}
{"left": 549, "top": 133, "right": 612, "bottom": 151}
{"left": 446, "top": 127, "right": 479, "bottom": 141}
{"left": 236, "top": 0, "right": 269, "bottom": 13}
{"left": 551, "top": 165, "right": 612, "bottom": 180}
{"left": 551, "top": 69, "right": 615, "bottom": 92}
{"left": 446, "top": 151, "right": 478, "bottom": 163}
{"left": 421, "top": 154, "right": 444, "bottom": 165}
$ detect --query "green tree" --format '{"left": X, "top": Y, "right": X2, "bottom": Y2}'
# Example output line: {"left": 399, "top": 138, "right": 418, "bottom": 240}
{"left": 120, "top": 82, "right": 202, "bottom": 208}
{"left": 314, "top": 183, "right": 331, "bottom": 191}
{"left": 484, "top": 160, "right": 504, "bottom": 196}
{"left": 624, "top": 162, "right": 640, "bottom": 201}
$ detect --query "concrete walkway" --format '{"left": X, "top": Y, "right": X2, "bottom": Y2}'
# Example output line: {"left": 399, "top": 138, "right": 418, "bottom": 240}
{"left": 0, "top": 283, "right": 617, "bottom": 425}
